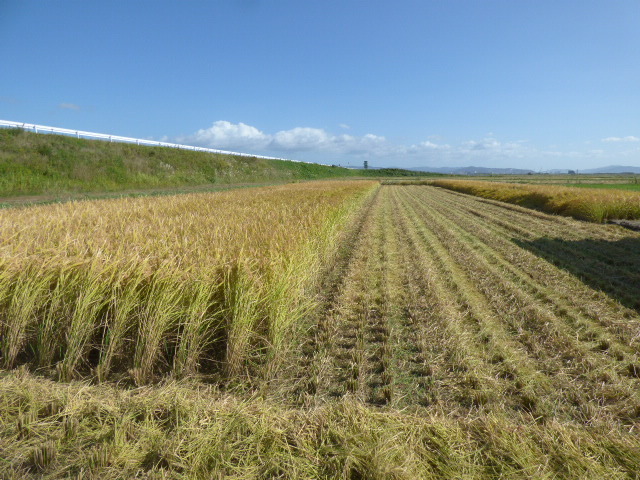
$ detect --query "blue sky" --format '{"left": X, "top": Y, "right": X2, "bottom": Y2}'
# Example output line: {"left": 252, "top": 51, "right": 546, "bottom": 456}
{"left": 1, "top": 0, "right": 639, "bottom": 169}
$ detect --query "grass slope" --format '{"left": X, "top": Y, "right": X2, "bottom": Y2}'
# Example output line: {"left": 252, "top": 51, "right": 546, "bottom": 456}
{"left": 0, "top": 128, "right": 425, "bottom": 198}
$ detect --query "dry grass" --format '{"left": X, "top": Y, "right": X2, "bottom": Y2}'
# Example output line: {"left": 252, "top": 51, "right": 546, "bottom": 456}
{"left": 2, "top": 371, "right": 639, "bottom": 479}
{"left": 0, "top": 180, "right": 378, "bottom": 382}
{"left": 427, "top": 179, "right": 640, "bottom": 222}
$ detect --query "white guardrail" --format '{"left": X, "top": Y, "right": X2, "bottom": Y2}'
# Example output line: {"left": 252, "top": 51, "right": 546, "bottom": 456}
{"left": 0, "top": 119, "right": 321, "bottom": 165}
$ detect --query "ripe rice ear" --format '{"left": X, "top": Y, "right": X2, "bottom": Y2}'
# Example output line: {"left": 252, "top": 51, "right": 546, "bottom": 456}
{"left": 0, "top": 180, "right": 378, "bottom": 382}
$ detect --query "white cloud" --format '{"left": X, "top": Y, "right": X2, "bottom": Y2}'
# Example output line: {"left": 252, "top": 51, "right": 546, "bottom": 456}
{"left": 180, "top": 121, "right": 391, "bottom": 155}
{"left": 337, "top": 133, "right": 388, "bottom": 155}
{"left": 462, "top": 138, "right": 500, "bottom": 151}
{"left": 602, "top": 136, "right": 640, "bottom": 143}
{"left": 420, "top": 140, "right": 449, "bottom": 150}
{"left": 174, "top": 121, "right": 640, "bottom": 169}
{"left": 58, "top": 103, "right": 80, "bottom": 111}
{"left": 178, "top": 121, "right": 270, "bottom": 150}
{"left": 339, "top": 123, "right": 351, "bottom": 130}
{"left": 457, "top": 137, "right": 531, "bottom": 159}
{"left": 179, "top": 122, "right": 531, "bottom": 164}
{"left": 404, "top": 140, "right": 451, "bottom": 155}
{"left": 272, "top": 127, "right": 330, "bottom": 151}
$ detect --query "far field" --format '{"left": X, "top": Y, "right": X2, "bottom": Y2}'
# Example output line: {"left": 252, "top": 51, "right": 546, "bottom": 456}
{"left": 1, "top": 182, "right": 640, "bottom": 477}
{"left": 424, "top": 178, "right": 640, "bottom": 222}
{"left": 564, "top": 183, "right": 640, "bottom": 191}
{"left": 468, "top": 173, "right": 640, "bottom": 188}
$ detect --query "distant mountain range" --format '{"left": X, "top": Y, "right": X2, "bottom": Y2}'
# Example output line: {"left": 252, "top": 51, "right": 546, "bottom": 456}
{"left": 408, "top": 165, "right": 640, "bottom": 175}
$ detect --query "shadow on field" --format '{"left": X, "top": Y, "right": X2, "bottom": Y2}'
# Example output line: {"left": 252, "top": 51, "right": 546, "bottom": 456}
{"left": 514, "top": 237, "right": 640, "bottom": 312}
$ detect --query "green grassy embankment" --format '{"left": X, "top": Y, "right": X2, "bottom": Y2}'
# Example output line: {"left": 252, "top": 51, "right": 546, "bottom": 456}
{"left": 0, "top": 128, "right": 425, "bottom": 199}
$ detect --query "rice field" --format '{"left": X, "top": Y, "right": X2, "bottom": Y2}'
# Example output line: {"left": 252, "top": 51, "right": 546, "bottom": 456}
{"left": 427, "top": 179, "right": 640, "bottom": 222}
{"left": 2, "top": 182, "right": 640, "bottom": 478}
{"left": 0, "top": 180, "right": 377, "bottom": 384}
{"left": 564, "top": 183, "right": 640, "bottom": 191}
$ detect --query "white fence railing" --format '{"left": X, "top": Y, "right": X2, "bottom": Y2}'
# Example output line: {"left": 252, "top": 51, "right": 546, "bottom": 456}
{"left": 0, "top": 119, "right": 319, "bottom": 164}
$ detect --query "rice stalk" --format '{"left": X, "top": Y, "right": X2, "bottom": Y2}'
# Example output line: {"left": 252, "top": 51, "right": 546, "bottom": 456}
{"left": 58, "top": 264, "right": 113, "bottom": 381}
{"left": 95, "top": 262, "right": 147, "bottom": 381}
{"left": 0, "top": 264, "right": 51, "bottom": 368}
{"left": 223, "top": 260, "right": 263, "bottom": 378}
{"left": 172, "top": 279, "right": 223, "bottom": 378}
{"left": 35, "top": 268, "right": 73, "bottom": 368}
{"left": 132, "top": 266, "right": 185, "bottom": 384}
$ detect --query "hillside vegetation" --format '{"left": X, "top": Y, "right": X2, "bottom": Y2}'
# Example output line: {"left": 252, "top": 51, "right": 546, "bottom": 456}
{"left": 0, "top": 128, "right": 423, "bottom": 198}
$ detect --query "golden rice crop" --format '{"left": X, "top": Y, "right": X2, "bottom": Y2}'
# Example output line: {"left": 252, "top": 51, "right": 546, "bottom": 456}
{"left": 428, "top": 179, "right": 640, "bottom": 222}
{"left": 3, "top": 369, "right": 640, "bottom": 479}
{"left": 0, "top": 180, "right": 378, "bottom": 382}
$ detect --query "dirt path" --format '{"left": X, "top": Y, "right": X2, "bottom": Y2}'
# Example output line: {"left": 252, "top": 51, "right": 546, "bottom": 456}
{"left": 299, "top": 185, "right": 640, "bottom": 424}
